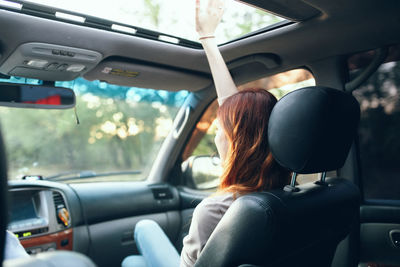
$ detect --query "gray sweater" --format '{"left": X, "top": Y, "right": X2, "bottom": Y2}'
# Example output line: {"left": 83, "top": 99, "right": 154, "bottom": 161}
{"left": 180, "top": 193, "right": 234, "bottom": 267}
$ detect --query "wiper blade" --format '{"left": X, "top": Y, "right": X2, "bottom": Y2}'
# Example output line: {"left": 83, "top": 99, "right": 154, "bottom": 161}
{"left": 45, "top": 170, "right": 83, "bottom": 180}
{"left": 45, "top": 170, "right": 141, "bottom": 181}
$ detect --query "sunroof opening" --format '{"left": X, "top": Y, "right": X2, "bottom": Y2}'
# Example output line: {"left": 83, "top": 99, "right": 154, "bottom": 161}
{"left": 21, "top": 0, "right": 285, "bottom": 45}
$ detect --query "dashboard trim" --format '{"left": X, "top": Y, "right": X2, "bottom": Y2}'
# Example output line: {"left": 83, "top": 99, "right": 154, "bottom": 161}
{"left": 20, "top": 228, "right": 73, "bottom": 252}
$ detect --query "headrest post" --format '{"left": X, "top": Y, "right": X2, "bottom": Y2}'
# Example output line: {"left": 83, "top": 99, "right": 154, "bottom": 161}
{"left": 320, "top": 172, "right": 327, "bottom": 183}
{"left": 284, "top": 172, "right": 299, "bottom": 192}
{"left": 290, "top": 172, "right": 297, "bottom": 187}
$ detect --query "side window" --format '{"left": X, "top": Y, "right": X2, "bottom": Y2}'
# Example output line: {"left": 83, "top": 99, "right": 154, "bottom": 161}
{"left": 182, "top": 69, "right": 317, "bottom": 190}
{"left": 350, "top": 50, "right": 400, "bottom": 200}
{"left": 182, "top": 100, "right": 220, "bottom": 189}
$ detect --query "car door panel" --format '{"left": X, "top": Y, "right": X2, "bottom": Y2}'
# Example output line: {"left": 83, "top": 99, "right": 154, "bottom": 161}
{"left": 360, "top": 204, "right": 400, "bottom": 266}
{"left": 360, "top": 204, "right": 400, "bottom": 224}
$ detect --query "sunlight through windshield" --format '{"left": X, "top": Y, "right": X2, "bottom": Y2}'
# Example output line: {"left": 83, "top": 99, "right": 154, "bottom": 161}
{"left": 0, "top": 77, "right": 188, "bottom": 182}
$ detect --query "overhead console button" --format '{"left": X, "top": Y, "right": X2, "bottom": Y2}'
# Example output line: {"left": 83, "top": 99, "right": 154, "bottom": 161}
{"left": 56, "top": 64, "right": 68, "bottom": 71}
{"left": 66, "top": 64, "right": 85, "bottom": 72}
{"left": 26, "top": 59, "right": 48, "bottom": 68}
{"left": 46, "top": 63, "right": 58, "bottom": 70}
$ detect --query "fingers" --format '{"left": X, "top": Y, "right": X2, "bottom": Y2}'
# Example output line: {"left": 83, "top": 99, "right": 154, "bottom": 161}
{"left": 210, "top": 0, "right": 225, "bottom": 12}
{"left": 195, "top": 0, "right": 225, "bottom": 36}
{"left": 195, "top": 0, "right": 200, "bottom": 13}
{"left": 197, "top": 0, "right": 225, "bottom": 16}
{"left": 211, "top": 0, "right": 226, "bottom": 19}
{"left": 195, "top": 0, "right": 200, "bottom": 20}
{"left": 195, "top": 0, "right": 201, "bottom": 32}
{"left": 207, "top": 0, "right": 213, "bottom": 10}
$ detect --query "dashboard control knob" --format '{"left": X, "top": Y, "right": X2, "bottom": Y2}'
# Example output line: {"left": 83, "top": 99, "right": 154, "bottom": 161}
{"left": 57, "top": 208, "right": 70, "bottom": 227}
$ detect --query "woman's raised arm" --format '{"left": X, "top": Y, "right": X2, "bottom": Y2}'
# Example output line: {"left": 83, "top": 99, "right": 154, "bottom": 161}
{"left": 195, "top": 0, "right": 238, "bottom": 105}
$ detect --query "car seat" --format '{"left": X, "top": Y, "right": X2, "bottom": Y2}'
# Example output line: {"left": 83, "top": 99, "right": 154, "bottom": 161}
{"left": 194, "top": 86, "right": 361, "bottom": 266}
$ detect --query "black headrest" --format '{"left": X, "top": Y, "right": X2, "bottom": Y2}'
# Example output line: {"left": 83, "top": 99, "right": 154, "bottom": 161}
{"left": 268, "top": 86, "right": 360, "bottom": 174}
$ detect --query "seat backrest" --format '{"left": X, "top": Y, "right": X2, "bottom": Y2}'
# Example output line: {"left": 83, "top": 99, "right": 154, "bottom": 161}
{"left": 195, "top": 86, "right": 361, "bottom": 267}
{"left": 195, "top": 178, "right": 359, "bottom": 267}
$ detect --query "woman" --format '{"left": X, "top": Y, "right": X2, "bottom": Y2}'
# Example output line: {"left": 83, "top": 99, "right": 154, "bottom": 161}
{"left": 180, "top": 1, "right": 290, "bottom": 266}
{"left": 126, "top": 1, "right": 291, "bottom": 266}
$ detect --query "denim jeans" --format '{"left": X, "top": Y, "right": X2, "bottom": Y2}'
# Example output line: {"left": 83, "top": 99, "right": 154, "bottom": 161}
{"left": 121, "top": 220, "right": 180, "bottom": 267}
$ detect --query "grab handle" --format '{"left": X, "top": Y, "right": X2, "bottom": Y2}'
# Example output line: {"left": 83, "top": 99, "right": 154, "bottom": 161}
{"left": 173, "top": 106, "right": 190, "bottom": 139}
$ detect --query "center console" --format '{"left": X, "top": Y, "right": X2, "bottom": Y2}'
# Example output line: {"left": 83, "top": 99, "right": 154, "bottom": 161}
{"left": 7, "top": 188, "right": 72, "bottom": 254}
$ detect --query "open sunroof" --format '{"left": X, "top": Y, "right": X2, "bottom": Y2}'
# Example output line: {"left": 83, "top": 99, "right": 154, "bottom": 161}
{"left": 17, "top": 0, "right": 285, "bottom": 45}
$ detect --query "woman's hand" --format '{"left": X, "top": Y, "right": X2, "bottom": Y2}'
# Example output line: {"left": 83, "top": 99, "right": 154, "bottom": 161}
{"left": 195, "top": 0, "right": 238, "bottom": 104}
{"left": 195, "top": 0, "right": 226, "bottom": 38}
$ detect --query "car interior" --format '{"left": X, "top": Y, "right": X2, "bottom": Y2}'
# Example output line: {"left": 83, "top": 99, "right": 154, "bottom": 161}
{"left": 0, "top": 0, "right": 400, "bottom": 266}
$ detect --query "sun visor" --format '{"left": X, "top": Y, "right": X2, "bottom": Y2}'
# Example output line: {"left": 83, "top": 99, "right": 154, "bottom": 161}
{"left": 84, "top": 58, "right": 212, "bottom": 91}
{"left": 239, "top": 0, "right": 321, "bottom": 21}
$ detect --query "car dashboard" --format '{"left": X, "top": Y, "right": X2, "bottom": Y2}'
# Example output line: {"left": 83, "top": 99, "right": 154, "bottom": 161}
{"left": 7, "top": 180, "right": 83, "bottom": 255}
{"left": 5, "top": 179, "right": 189, "bottom": 266}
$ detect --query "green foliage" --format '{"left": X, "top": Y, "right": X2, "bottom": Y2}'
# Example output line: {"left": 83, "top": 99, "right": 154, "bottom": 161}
{"left": 1, "top": 78, "right": 187, "bottom": 181}
{"left": 144, "top": 0, "right": 161, "bottom": 26}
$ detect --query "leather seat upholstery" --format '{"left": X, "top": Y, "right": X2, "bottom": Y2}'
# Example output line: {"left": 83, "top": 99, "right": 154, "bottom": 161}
{"left": 195, "top": 86, "right": 361, "bottom": 267}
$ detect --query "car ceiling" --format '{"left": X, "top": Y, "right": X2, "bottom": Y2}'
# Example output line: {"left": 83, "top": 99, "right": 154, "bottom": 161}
{"left": 0, "top": 0, "right": 399, "bottom": 92}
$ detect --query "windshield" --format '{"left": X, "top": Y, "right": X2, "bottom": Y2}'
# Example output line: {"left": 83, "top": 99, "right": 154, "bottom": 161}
{"left": 1, "top": 77, "right": 188, "bottom": 183}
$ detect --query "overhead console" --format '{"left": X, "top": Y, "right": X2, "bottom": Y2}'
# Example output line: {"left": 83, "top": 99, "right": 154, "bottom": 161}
{"left": 84, "top": 57, "right": 212, "bottom": 91}
{"left": 0, "top": 42, "right": 102, "bottom": 81}
{"left": 8, "top": 188, "right": 73, "bottom": 254}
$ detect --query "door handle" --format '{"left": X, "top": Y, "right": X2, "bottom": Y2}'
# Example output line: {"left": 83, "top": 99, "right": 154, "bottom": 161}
{"left": 389, "top": 230, "right": 400, "bottom": 248}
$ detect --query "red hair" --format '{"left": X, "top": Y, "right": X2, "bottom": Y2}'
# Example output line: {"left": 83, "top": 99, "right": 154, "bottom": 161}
{"left": 217, "top": 88, "right": 291, "bottom": 195}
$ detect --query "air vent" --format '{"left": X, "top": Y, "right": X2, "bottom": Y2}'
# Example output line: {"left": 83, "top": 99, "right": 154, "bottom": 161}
{"left": 151, "top": 187, "right": 173, "bottom": 200}
{"left": 52, "top": 191, "right": 66, "bottom": 209}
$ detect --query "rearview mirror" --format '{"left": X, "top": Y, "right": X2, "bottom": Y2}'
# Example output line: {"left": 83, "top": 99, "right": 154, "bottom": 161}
{"left": 0, "top": 83, "right": 75, "bottom": 109}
